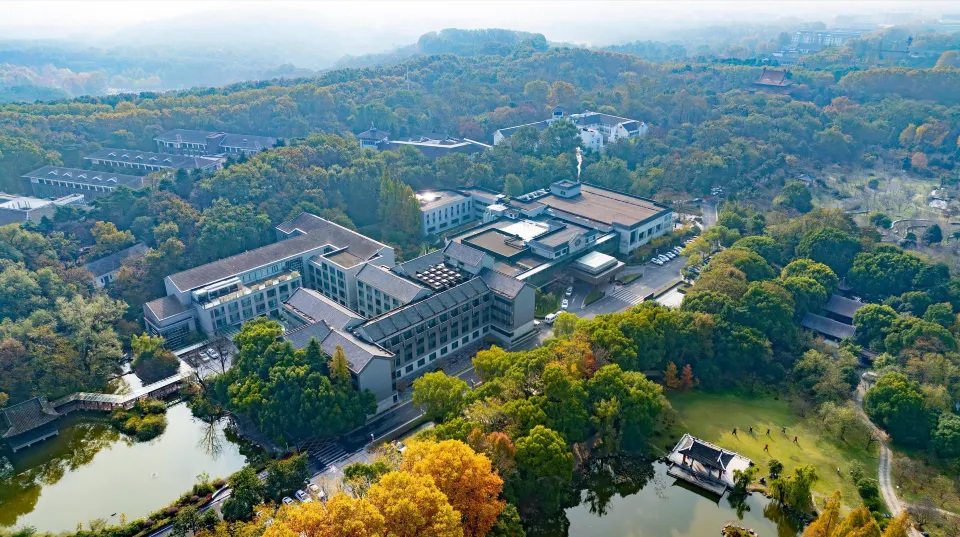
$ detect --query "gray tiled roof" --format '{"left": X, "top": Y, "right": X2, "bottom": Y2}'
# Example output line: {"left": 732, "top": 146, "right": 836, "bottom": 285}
{"left": 320, "top": 329, "right": 392, "bottom": 373}
{"left": 144, "top": 295, "right": 190, "bottom": 321}
{"left": 443, "top": 241, "right": 486, "bottom": 267}
{"left": 167, "top": 233, "right": 323, "bottom": 292}
{"left": 282, "top": 320, "right": 332, "bottom": 352}
{"left": 357, "top": 264, "right": 428, "bottom": 303}
{"left": 393, "top": 250, "right": 445, "bottom": 277}
{"left": 276, "top": 213, "right": 387, "bottom": 261}
{"left": 823, "top": 295, "right": 865, "bottom": 319}
{"left": 84, "top": 148, "right": 222, "bottom": 170}
{"left": 479, "top": 268, "right": 527, "bottom": 299}
{"left": 1, "top": 397, "right": 60, "bottom": 438}
{"left": 23, "top": 166, "right": 146, "bottom": 189}
{"left": 357, "top": 128, "right": 391, "bottom": 141}
{"left": 495, "top": 119, "right": 551, "bottom": 137}
{"left": 801, "top": 312, "right": 856, "bottom": 339}
{"left": 154, "top": 129, "right": 217, "bottom": 145}
{"left": 83, "top": 243, "right": 149, "bottom": 278}
{"left": 283, "top": 288, "right": 363, "bottom": 330}
{"left": 359, "top": 278, "right": 489, "bottom": 341}
{"left": 219, "top": 133, "right": 277, "bottom": 150}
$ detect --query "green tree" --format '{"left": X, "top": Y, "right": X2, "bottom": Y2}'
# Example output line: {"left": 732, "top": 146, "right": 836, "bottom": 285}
{"left": 740, "top": 281, "right": 796, "bottom": 345}
{"left": 731, "top": 235, "right": 781, "bottom": 266}
{"left": 514, "top": 425, "right": 574, "bottom": 511}
{"left": 131, "top": 333, "right": 179, "bottom": 383}
{"left": 538, "top": 119, "right": 581, "bottom": 157}
{"left": 504, "top": 174, "right": 525, "bottom": 197}
{"left": 769, "top": 465, "right": 818, "bottom": 512}
{"left": 221, "top": 467, "right": 264, "bottom": 521}
{"left": 488, "top": 503, "right": 525, "bottom": 537}
{"left": 922, "top": 224, "right": 943, "bottom": 245}
{"left": 868, "top": 212, "right": 891, "bottom": 229}
{"left": 932, "top": 412, "right": 960, "bottom": 458}
{"left": 264, "top": 454, "right": 309, "bottom": 502}
{"left": 853, "top": 303, "right": 898, "bottom": 349}
{"left": 553, "top": 312, "right": 578, "bottom": 339}
{"left": 781, "top": 258, "right": 839, "bottom": 294}
{"left": 587, "top": 365, "right": 669, "bottom": 451}
{"left": 923, "top": 302, "right": 954, "bottom": 328}
{"left": 412, "top": 371, "right": 470, "bottom": 423}
{"left": 863, "top": 372, "right": 933, "bottom": 447}
{"left": 89, "top": 221, "right": 136, "bottom": 257}
{"left": 773, "top": 181, "right": 813, "bottom": 213}
{"left": 796, "top": 228, "right": 861, "bottom": 277}
{"left": 768, "top": 459, "right": 783, "bottom": 480}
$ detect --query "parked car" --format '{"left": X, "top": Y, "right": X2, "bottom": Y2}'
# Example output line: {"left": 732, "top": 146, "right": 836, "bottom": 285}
{"left": 295, "top": 490, "right": 311, "bottom": 503}
{"left": 207, "top": 348, "right": 221, "bottom": 360}
{"left": 308, "top": 483, "right": 326, "bottom": 501}
{"left": 666, "top": 252, "right": 676, "bottom": 259}
{"left": 652, "top": 258, "right": 663, "bottom": 266}
{"left": 282, "top": 497, "right": 294, "bottom": 505}
{"left": 673, "top": 247, "right": 683, "bottom": 255}
{"left": 544, "top": 312, "right": 558, "bottom": 324}
{"left": 533, "top": 320, "right": 542, "bottom": 328}
{"left": 565, "top": 286, "right": 573, "bottom": 297}
{"left": 561, "top": 298, "right": 569, "bottom": 310}
{"left": 658, "top": 255, "right": 669, "bottom": 263}
{"left": 198, "top": 350, "right": 210, "bottom": 362}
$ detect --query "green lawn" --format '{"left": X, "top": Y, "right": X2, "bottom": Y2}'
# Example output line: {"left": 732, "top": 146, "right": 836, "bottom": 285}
{"left": 656, "top": 392, "right": 879, "bottom": 507}
{"left": 584, "top": 289, "right": 605, "bottom": 306}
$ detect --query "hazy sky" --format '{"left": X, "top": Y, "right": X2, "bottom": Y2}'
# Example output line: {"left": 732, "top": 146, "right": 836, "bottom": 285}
{"left": 1, "top": 0, "right": 950, "bottom": 45}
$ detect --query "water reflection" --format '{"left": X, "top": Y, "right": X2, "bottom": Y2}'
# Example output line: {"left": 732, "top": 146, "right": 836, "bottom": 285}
{"left": 531, "top": 459, "right": 802, "bottom": 537}
{"left": 0, "top": 403, "right": 248, "bottom": 532}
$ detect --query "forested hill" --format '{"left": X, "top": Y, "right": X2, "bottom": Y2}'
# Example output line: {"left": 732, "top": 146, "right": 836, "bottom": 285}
{"left": 332, "top": 28, "right": 551, "bottom": 69}
{"left": 1, "top": 44, "right": 959, "bottom": 405}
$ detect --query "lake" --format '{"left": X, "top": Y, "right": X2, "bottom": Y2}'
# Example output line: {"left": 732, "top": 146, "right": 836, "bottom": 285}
{"left": 0, "top": 401, "right": 248, "bottom": 533}
{"left": 532, "top": 459, "right": 802, "bottom": 537}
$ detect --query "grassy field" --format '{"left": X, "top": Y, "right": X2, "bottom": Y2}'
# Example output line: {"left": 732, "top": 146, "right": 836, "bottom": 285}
{"left": 655, "top": 392, "right": 880, "bottom": 507}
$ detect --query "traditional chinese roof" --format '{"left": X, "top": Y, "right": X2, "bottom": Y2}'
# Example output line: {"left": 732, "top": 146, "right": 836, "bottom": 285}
{"left": 1, "top": 397, "right": 60, "bottom": 439}
{"left": 676, "top": 435, "right": 736, "bottom": 471}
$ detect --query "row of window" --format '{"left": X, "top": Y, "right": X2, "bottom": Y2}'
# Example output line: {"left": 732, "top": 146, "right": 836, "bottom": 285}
{"left": 392, "top": 327, "right": 488, "bottom": 380}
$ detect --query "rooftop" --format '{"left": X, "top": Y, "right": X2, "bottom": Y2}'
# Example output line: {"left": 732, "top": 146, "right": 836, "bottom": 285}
{"left": 23, "top": 166, "right": 146, "bottom": 189}
{"left": 801, "top": 312, "right": 856, "bottom": 340}
{"left": 357, "top": 127, "right": 391, "bottom": 141}
{"left": 144, "top": 295, "right": 191, "bottom": 321}
{"left": 530, "top": 222, "right": 592, "bottom": 249}
{"left": 320, "top": 329, "right": 393, "bottom": 373}
{"left": 393, "top": 249, "right": 445, "bottom": 278}
{"left": 153, "top": 129, "right": 277, "bottom": 151}
{"left": 219, "top": 133, "right": 277, "bottom": 150}
{"left": 282, "top": 320, "right": 332, "bottom": 352}
{"left": 417, "top": 190, "right": 466, "bottom": 211}
{"left": 283, "top": 288, "right": 363, "bottom": 330}
{"left": 572, "top": 251, "right": 618, "bottom": 273}
{"left": 83, "top": 243, "right": 149, "bottom": 278}
{"left": 359, "top": 278, "right": 489, "bottom": 341}
{"left": 324, "top": 249, "right": 366, "bottom": 269}
{"left": 1, "top": 397, "right": 60, "bottom": 439}
{"left": 276, "top": 212, "right": 387, "bottom": 261}
{"left": 357, "top": 264, "right": 429, "bottom": 303}
{"left": 0, "top": 194, "right": 55, "bottom": 211}
{"left": 167, "top": 233, "right": 325, "bottom": 292}
{"left": 462, "top": 229, "right": 528, "bottom": 259}
{"left": 823, "top": 294, "right": 865, "bottom": 319}
{"left": 85, "top": 148, "right": 222, "bottom": 170}
{"left": 409, "top": 262, "right": 469, "bottom": 291}
{"left": 534, "top": 184, "right": 671, "bottom": 228}
{"left": 479, "top": 268, "right": 528, "bottom": 299}
{"left": 443, "top": 240, "right": 488, "bottom": 267}
{"left": 755, "top": 68, "right": 791, "bottom": 87}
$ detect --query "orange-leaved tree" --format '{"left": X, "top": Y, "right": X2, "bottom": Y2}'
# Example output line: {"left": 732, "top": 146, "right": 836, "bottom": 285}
{"left": 401, "top": 440, "right": 506, "bottom": 537}
{"left": 367, "top": 471, "right": 463, "bottom": 537}
{"left": 263, "top": 494, "right": 385, "bottom": 537}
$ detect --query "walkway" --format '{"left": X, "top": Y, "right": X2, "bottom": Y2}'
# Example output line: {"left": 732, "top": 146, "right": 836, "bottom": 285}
{"left": 854, "top": 380, "right": 935, "bottom": 537}
{"left": 52, "top": 369, "right": 193, "bottom": 413}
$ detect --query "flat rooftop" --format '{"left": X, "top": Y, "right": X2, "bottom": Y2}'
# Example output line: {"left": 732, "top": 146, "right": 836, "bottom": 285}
{"left": 417, "top": 190, "right": 466, "bottom": 211}
{"left": 463, "top": 229, "right": 528, "bottom": 259}
{"left": 324, "top": 250, "right": 365, "bottom": 268}
{"left": 536, "top": 184, "right": 670, "bottom": 228}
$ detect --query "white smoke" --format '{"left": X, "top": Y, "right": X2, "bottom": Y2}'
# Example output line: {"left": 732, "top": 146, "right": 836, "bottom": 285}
{"left": 576, "top": 146, "right": 582, "bottom": 182}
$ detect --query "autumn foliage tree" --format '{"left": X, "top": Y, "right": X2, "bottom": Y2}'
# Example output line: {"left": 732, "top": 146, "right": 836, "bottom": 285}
{"left": 401, "top": 440, "right": 506, "bottom": 537}
{"left": 680, "top": 364, "right": 697, "bottom": 390}
{"left": 367, "top": 471, "right": 464, "bottom": 537}
{"left": 663, "top": 362, "right": 680, "bottom": 390}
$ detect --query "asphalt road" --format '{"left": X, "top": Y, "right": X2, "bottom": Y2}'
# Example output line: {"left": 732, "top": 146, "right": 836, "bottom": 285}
{"left": 702, "top": 199, "right": 719, "bottom": 229}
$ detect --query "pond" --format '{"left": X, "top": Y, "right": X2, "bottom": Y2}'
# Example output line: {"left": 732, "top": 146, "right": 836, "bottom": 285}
{"left": 0, "top": 401, "right": 249, "bottom": 533}
{"left": 532, "top": 459, "right": 802, "bottom": 537}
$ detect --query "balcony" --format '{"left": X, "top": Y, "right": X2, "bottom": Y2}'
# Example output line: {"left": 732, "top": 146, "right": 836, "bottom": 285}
{"left": 197, "top": 271, "right": 300, "bottom": 309}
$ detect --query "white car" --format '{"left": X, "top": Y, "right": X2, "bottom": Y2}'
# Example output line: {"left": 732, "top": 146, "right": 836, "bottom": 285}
{"left": 565, "top": 286, "right": 573, "bottom": 297}
{"left": 207, "top": 349, "right": 221, "bottom": 360}
{"left": 673, "top": 247, "right": 683, "bottom": 254}
{"left": 652, "top": 258, "right": 663, "bottom": 266}
{"left": 658, "top": 255, "right": 669, "bottom": 263}
{"left": 282, "top": 497, "right": 294, "bottom": 505}
{"left": 665, "top": 252, "right": 675, "bottom": 260}
{"left": 295, "top": 490, "right": 312, "bottom": 503}
{"left": 561, "top": 299, "right": 569, "bottom": 310}
{"left": 544, "top": 312, "right": 558, "bottom": 324}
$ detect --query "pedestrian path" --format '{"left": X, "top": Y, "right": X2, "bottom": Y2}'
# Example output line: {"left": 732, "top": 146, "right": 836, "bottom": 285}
{"left": 606, "top": 286, "right": 646, "bottom": 305}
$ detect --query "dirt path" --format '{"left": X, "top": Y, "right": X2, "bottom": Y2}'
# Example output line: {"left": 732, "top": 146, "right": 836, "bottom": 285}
{"left": 854, "top": 380, "right": 924, "bottom": 537}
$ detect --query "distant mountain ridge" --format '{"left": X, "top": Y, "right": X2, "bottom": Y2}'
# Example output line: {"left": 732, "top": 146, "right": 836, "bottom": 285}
{"left": 333, "top": 28, "right": 553, "bottom": 69}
